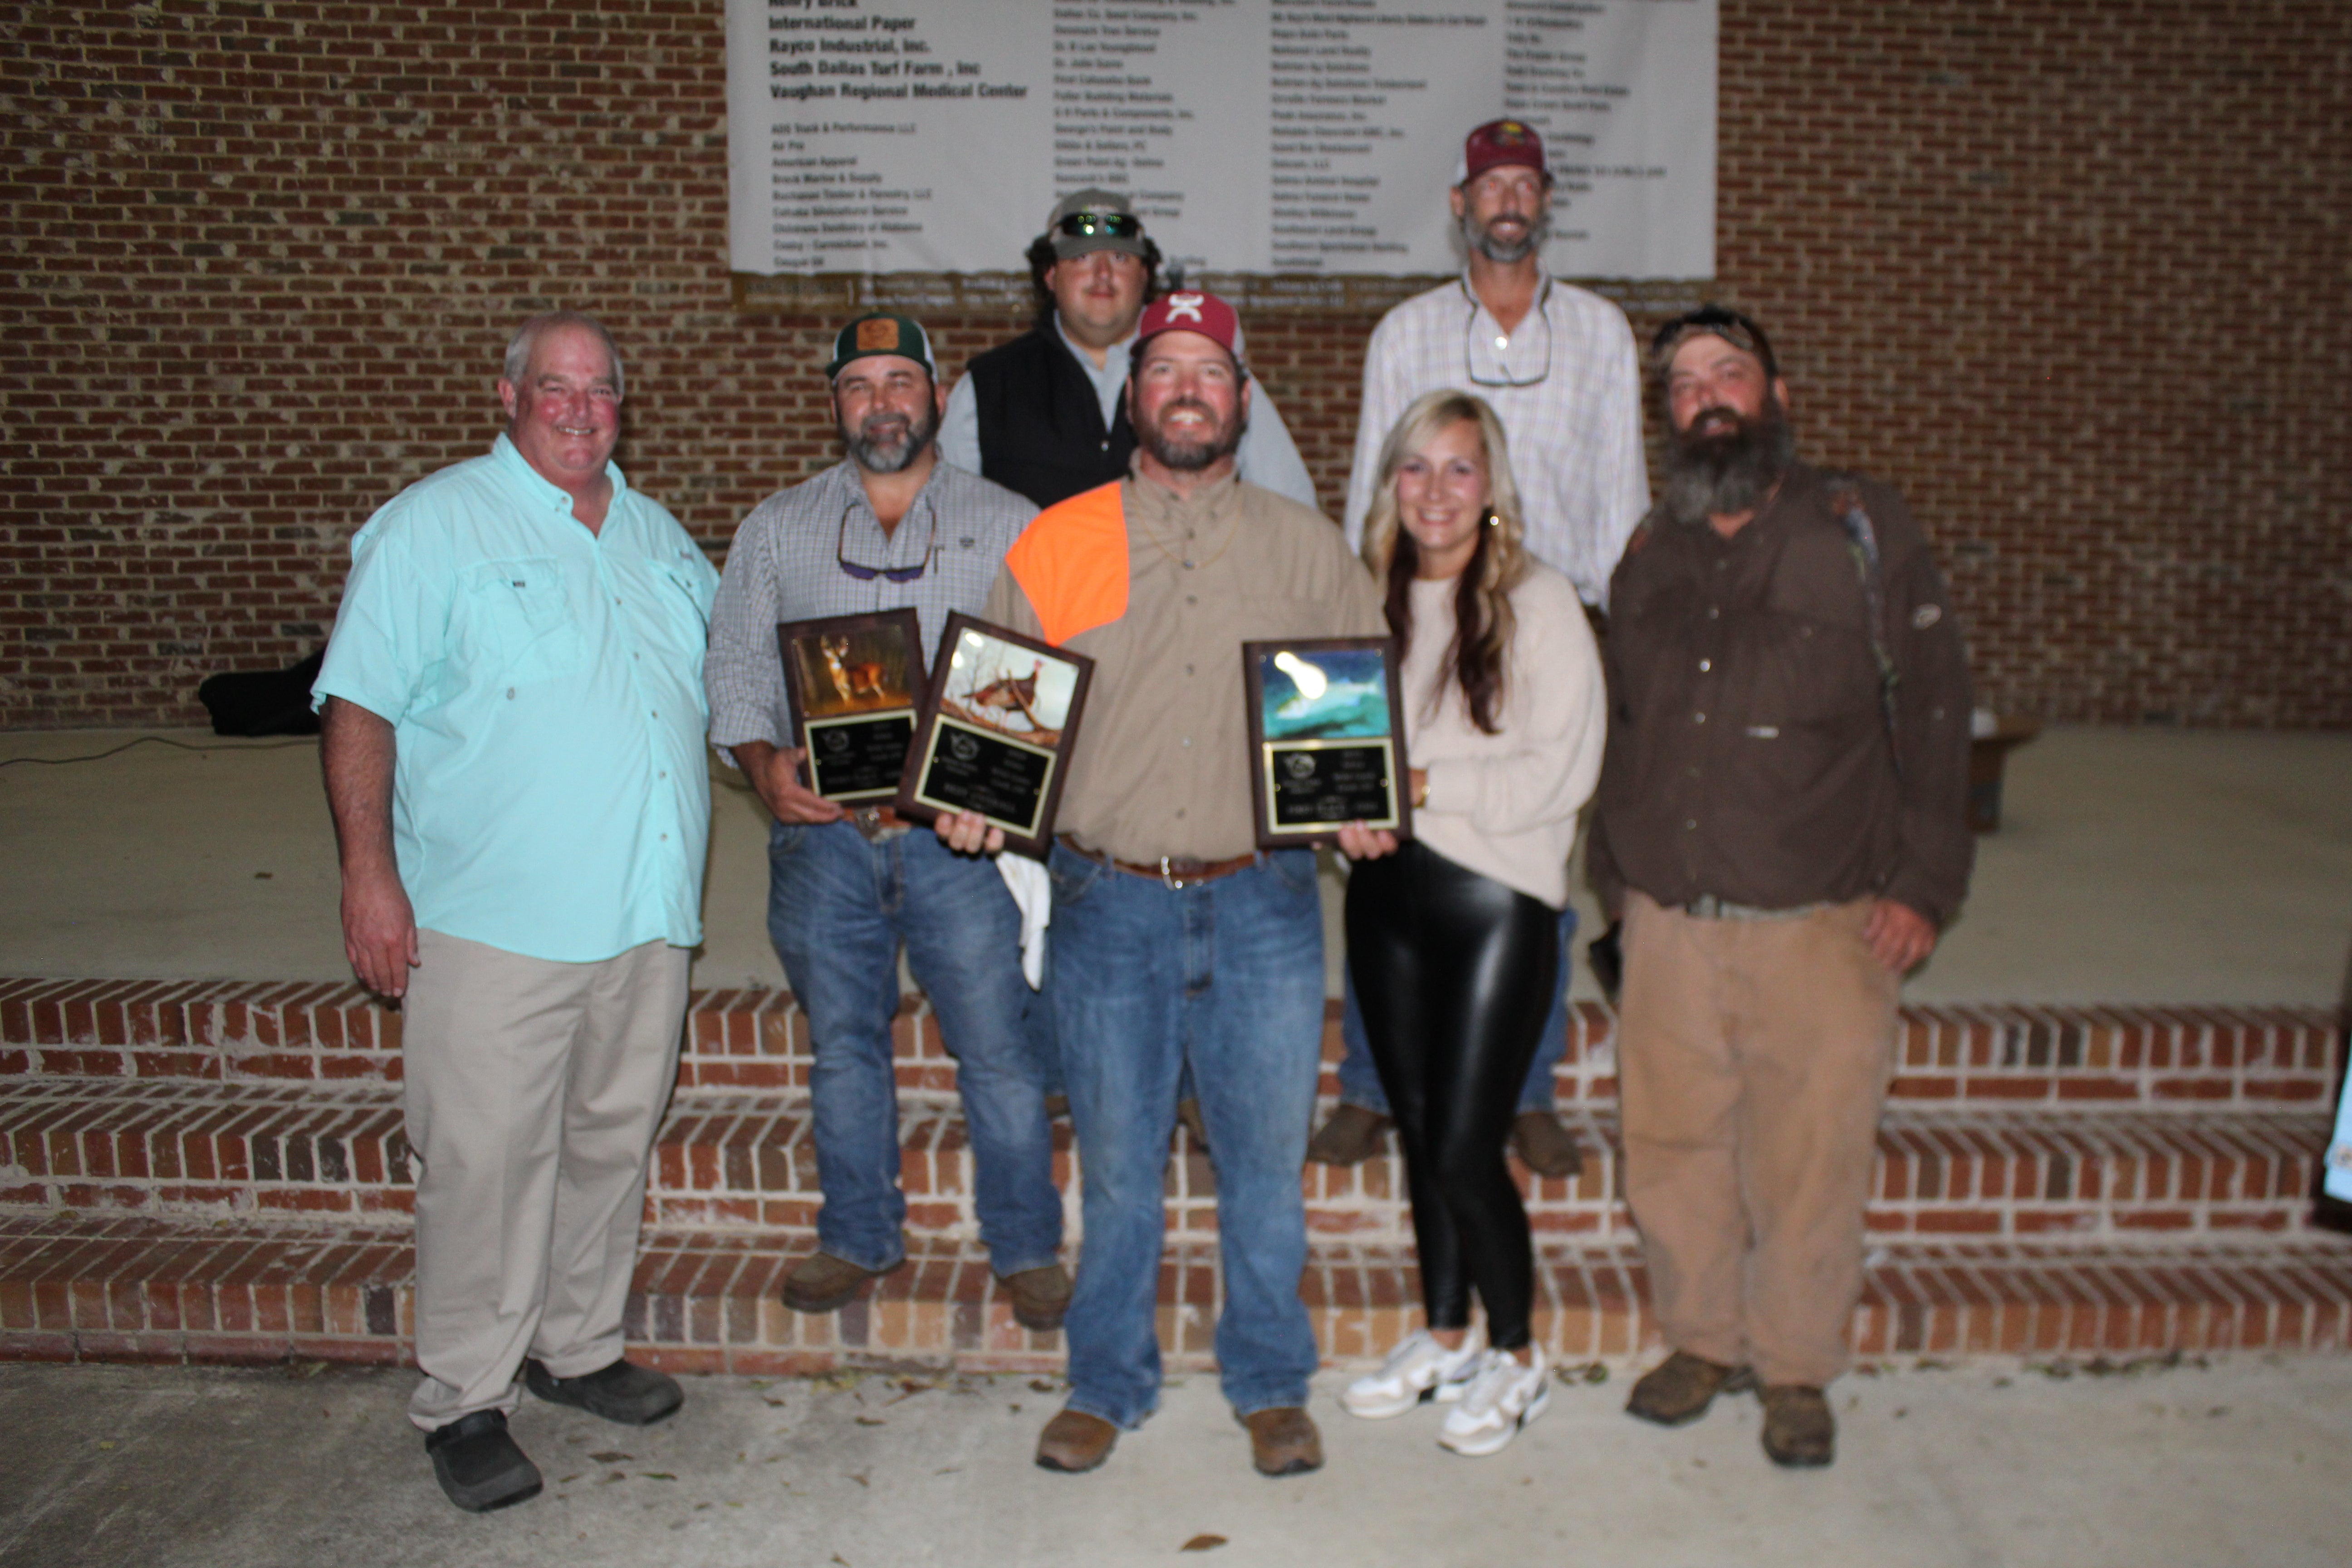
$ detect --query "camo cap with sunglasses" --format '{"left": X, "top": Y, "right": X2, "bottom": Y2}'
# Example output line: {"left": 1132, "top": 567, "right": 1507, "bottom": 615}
{"left": 1649, "top": 304, "right": 1780, "bottom": 382}
{"left": 1045, "top": 187, "right": 1152, "bottom": 260}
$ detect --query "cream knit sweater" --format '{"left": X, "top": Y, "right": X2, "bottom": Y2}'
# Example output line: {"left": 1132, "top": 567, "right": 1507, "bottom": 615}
{"left": 1402, "top": 561, "right": 1607, "bottom": 909}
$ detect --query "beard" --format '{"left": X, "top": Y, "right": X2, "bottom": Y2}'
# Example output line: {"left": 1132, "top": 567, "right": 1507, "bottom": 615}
{"left": 1662, "top": 397, "right": 1798, "bottom": 524}
{"left": 1135, "top": 395, "right": 1246, "bottom": 473}
{"left": 1459, "top": 206, "right": 1549, "bottom": 265}
{"left": 842, "top": 400, "right": 939, "bottom": 475}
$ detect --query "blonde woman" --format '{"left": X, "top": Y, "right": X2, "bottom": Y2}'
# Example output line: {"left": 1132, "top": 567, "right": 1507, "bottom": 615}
{"left": 1335, "top": 389, "right": 1607, "bottom": 1455}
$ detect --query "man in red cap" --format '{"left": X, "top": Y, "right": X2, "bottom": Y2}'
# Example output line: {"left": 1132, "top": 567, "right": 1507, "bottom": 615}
{"left": 1315, "top": 118, "right": 1651, "bottom": 1176}
{"left": 944, "top": 291, "right": 1386, "bottom": 1480}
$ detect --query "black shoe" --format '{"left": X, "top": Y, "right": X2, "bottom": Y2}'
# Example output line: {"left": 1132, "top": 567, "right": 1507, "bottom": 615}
{"left": 425, "top": 1409, "right": 542, "bottom": 1513}
{"left": 524, "top": 1357, "right": 685, "bottom": 1426}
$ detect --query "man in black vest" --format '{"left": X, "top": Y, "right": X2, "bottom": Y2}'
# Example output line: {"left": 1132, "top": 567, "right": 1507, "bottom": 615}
{"left": 938, "top": 188, "right": 1320, "bottom": 512}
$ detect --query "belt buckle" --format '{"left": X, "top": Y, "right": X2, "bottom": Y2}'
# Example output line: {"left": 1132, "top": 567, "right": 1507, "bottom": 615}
{"left": 849, "top": 805, "right": 889, "bottom": 843}
{"left": 1157, "top": 855, "right": 1198, "bottom": 891}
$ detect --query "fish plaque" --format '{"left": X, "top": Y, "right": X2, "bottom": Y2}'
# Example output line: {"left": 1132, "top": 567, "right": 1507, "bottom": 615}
{"left": 1241, "top": 635, "right": 1412, "bottom": 850}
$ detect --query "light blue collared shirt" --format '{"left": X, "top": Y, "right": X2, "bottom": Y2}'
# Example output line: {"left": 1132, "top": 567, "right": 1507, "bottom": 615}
{"left": 939, "top": 314, "right": 1323, "bottom": 511}
{"left": 314, "top": 434, "right": 721, "bottom": 963}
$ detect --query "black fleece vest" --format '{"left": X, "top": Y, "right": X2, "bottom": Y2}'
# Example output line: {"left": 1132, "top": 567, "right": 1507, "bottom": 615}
{"left": 965, "top": 324, "right": 1135, "bottom": 509}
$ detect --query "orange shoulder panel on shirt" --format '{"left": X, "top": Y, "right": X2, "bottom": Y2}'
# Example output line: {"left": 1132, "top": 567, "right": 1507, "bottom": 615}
{"left": 1004, "top": 481, "right": 1129, "bottom": 647}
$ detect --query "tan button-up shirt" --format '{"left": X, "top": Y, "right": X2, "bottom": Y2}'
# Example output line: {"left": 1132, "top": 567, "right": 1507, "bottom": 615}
{"left": 985, "top": 468, "right": 1387, "bottom": 864}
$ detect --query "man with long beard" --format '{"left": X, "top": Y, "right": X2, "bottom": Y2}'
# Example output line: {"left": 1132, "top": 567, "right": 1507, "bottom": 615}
{"left": 704, "top": 314, "right": 1071, "bottom": 1332}
{"left": 1588, "top": 305, "right": 1975, "bottom": 1468}
{"left": 951, "top": 292, "right": 1386, "bottom": 1477}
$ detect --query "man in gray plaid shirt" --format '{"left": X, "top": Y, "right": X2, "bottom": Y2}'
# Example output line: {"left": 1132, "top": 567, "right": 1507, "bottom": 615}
{"left": 703, "top": 313, "right": 1069, "bottom": 1330}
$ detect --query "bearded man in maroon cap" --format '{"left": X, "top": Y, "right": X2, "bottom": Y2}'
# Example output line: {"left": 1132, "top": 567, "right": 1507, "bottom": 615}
{"left": 946, "top": 291, "right": 1385, "bottom": 1480}
{"left": 1314, "top": 118, "right": 1651, "bottom": 1181}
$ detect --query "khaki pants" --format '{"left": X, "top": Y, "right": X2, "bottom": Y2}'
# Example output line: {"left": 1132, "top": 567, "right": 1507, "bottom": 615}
{"left": 1616, "top": 892, "right": 1898, "bottom": 1388}
{"left": 402, "top": 930, "right": 689, "bottom": 1431}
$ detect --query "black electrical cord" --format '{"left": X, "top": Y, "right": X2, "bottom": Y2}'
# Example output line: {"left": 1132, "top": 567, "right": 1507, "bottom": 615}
{"left": 0, "top": 735, "right": 318, "bottom": 770}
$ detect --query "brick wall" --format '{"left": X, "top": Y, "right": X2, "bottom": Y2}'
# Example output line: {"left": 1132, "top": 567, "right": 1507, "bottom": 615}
{"left": 4, "top": 0, "right": 2347, "bottom": 728}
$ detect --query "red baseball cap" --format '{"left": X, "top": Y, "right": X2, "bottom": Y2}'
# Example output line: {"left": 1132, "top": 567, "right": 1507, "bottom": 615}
{"left": 1458, "top": 118, "right": 1548, "bottom": 184}
{"left": 1132, "top": 290, "right": 1242, "bottom": 361}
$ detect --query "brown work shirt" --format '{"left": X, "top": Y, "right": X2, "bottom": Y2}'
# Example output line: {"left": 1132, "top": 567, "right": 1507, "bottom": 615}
{"left": 1588, "top": 462, "right": 1975, "bottom": 928}
{"left": 985, "top": 467, "right": 1386, "bottom": 864}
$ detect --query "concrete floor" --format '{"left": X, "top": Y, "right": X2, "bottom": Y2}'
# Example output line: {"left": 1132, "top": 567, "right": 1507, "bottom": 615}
{"left": 0, "top": 725, "right": 2347, "bottom": 1003}
{"left": 1, "top": 1356, "right": 2347, "bottom": 1567}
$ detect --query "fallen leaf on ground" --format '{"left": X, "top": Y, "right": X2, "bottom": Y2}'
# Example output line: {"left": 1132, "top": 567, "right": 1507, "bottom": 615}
{"left": 640, "top": 1472, "right": 678, "bottom": 1481}
{"left": 854, "top": 1416, "right": 886, "bottom": 1426}
{"left": 846, "top": 1473, "right": 869, "bottom": 1488}
{"left": 1181, "top": 1535, "right": 1227, "bottom": 1553}
{"left": 589, "top": 1451, "right": 632, "bottom": 1464}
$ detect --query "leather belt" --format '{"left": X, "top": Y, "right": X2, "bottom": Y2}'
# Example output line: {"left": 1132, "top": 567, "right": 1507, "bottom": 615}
{"left": 1057, "top": 835, "right": 1259, "bottom": 891}
{"left": 1683, "top": 894, "right": 1826, "bottom": 921}
{"left": 847, "top": 804, "right": 909, "bottom": 844}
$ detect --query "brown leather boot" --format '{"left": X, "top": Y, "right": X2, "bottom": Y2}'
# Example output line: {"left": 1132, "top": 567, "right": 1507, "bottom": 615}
{"left": 1760, "top": 1384, "right": 1836, "bottom": 1468}
{"left": 1306, "top": 1103, "right": 1391, "bottom": 1166}
{"left": 1035, "top": 1408, "right": 1118, "bottom": 1473}
{"left": 997, "top": 1263, "right": 1073, "bottom": 1331}
{"left": 1508, "top": 1108, "right": 1583, "bottom": 1180}
{"left": 1241, "top": 1406, "right": 1323, "bottom": 1476}
{"left": 779, "top": 1251, "right": 902, "bottom": 1314}
{"left": 1625, "top": 1350, "right": 1753, "bottom": 1426}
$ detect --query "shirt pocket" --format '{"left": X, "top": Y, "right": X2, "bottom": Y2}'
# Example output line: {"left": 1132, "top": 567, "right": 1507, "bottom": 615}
{"left": 460, "top": 555, "right": 584, "bottom": 686}
{"left": 653, "top": 558, "right": 714, "bottom": 652}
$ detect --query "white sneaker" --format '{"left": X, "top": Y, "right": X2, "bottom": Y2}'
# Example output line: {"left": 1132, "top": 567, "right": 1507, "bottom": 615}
{"left": 1340, "top": 1328, "right": 1486, "bottom": 1419}
{"left": 1438, "top": 1346, "right": 1551, "bottom": 1456}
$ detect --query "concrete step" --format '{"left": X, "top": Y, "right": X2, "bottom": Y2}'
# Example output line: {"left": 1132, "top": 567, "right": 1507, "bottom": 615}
{"left": 6, "top": 1210, "right": 2350, "bottom": 1375}
{"left": 3, "top": 977, "right": 2340, "bottom": 1109}
{"left": 3, "top": 1078, "right": 2335, "bottom": 1244}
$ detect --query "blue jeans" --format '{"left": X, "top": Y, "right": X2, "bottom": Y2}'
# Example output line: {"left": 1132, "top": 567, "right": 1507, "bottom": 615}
{"left": 767, "top": 821, "right": 1061, "bottom": 1277}
{"left": 1338, "top": 903, "right": 1576, "bottom": 1117}
{"left": 1048, "top": 844, "right": 1326, "bottom": 1428}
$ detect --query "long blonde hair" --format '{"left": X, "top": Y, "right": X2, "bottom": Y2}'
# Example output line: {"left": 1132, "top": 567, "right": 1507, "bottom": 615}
{"left": 1358, "top": 391, "right": 1530, "bottom": 734}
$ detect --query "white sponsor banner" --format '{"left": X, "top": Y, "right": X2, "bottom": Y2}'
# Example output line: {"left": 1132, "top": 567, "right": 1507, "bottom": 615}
{"left": 727, "top": 0, "right": 1715, "bottom": 280}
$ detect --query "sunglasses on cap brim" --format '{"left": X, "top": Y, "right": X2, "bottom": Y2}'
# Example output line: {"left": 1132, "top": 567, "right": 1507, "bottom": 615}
{"left": 1056, "top": 211, "right": 1144, "bottom": 241}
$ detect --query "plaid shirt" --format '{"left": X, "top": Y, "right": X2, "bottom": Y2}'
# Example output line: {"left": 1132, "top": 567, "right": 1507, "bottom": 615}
{"left": 1343, "top": 271, "right": 1650, "bottom": 608}
{"left": 705, "top": 457, "right": 1036, "bottom": 755}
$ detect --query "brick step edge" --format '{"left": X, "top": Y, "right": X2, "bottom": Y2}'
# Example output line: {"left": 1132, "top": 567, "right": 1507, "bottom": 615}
{"left": 2, "top": 977, "right": 2340, "bottom": 1107}
{"left": 5, "top": 1213, "right": 2350, "bottom": 1376}
{"left": 4, "top": 1080, "right": 2338, "bottom": 1241}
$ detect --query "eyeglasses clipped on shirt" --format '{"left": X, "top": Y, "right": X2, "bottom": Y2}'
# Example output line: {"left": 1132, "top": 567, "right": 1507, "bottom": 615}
{"left": 835, "top": 502, "right": 939, "bottom": 584}
{"left": 1463, "top": 279, "right": 1553, "bottom": 388}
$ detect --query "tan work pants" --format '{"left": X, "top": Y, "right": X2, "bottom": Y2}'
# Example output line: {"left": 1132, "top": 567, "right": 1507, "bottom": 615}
{"left": 1616, "top": 892, "right": 1898, "bottom": 1388}
{"left": 402, "top": 930, "right": 689, "bottom": 1431}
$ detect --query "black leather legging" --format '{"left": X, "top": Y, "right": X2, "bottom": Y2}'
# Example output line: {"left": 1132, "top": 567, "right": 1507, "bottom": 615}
{"left": 1344, "top": 841, "right": 1558, "bottom": 1351}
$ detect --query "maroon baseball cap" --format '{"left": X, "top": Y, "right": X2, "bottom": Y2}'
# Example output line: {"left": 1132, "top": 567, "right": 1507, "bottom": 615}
{"left": 1457, "top": 118, "right": 1548, "bottom": 184}
{"left": 1132, "top": 290, "right": 1242, "bottom": 360}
